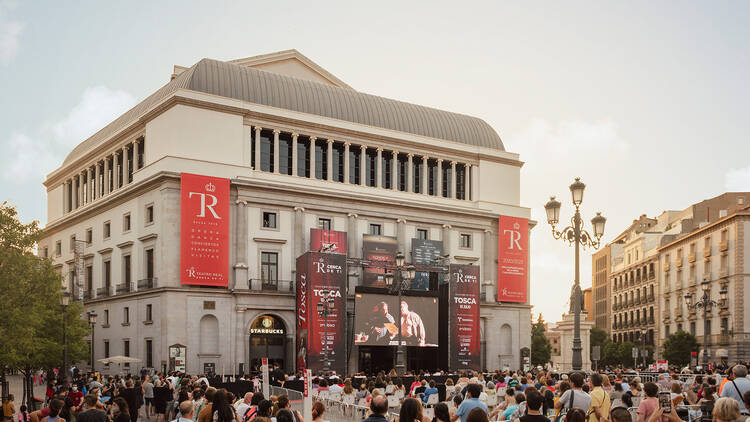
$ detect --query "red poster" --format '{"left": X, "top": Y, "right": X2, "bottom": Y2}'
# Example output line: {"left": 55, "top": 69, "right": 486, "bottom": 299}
{"left": 295, "top": 252, "right": 347, "bottom": 374}
{"left": 180, "top": 173, "right": 230, "bottom": 286}
{"left": 310, "top": 228, "right": 347, "bottom": 254}
{"left": 498, "top": 216, "right": 528, "bottom": 302}
{"left": 449, "top": 264, "right": 481, "bottom": 370}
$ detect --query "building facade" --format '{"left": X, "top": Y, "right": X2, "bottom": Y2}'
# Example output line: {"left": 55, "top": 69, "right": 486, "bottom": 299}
{"left": 591, "top": 245, "right": 610, "bottom": 330}
{"left": 39, "top": 50, "right": 532, "bottom": 375}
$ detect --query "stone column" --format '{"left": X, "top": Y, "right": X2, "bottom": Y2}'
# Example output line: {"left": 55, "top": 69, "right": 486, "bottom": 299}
{"left": 376, "top": 147, "right": 383, "bottom": 188}
{"left": 309, "top": 137, "right": 317, "bottom": 179}
{"left": 87, "top": 167, "right": 93, "bottom": 202}
{"left": 437, "top": 158, "right": 444, "bottom": 197}
{"left": 392, "top": 151, "right": 398, "bottom": 190}
{"left": 112, "top": 152, "right": 119, "bottom": 190}
{"left": 397, "top": 218, "right": 407, "bottom": 254}
{"left": 465, "top": 164, "right": 472, "bottom": 200}
{"left": 451, "top": 161, "right": 457, "bottom": 199}
{"left": 234, "top": 200, "right": 249, "bottom": 290}
{"left": 343, "top": 142, "right": 351, "bottom": 183}
{"left": 407, "top": 154, "right": 414, "bottom": 192}
{"left": 359, "top": 145, "right": 366, "bottom": 186}
{"left": 104, "top": 156, "right": 110, "bottom": 195}
{"left": 347, "top": 213, "right": 358, "bottom": 258}
{"left": 122, "top": 145, "right": 128, "bottom": 186}
{"left": 483, "top": 229, "right": 494, "bottom": 301}
{"left": 63, "top": 180, "right": 69, "bottom": 213}
{"left": 291, "top": 133, "right": 299, "bottom": 177}
{"left": 294, "top": 207, "right": 306, "bottom": 259}
{"left": 273, "top": 129, "right": 280, "bottom": 174}
{"left": 327, "top": 139, "right": 334, "bottom": 181}
{"left": 254, "top": 127, "right": 262, "bottom": 170}
{"left": 422, "top": 156, "right": 429, "bottom": 195}
{"left": 134, "top": 138, "right": 142, "bottom": 170}
{"left": 94, "top": 163, "right": 100, "bottom": 199}
{"left": 235, "top": 308, "right": 246, "bottom": 374}
{"left": 442, "top": 224, "right": 452, "bottom": 255}
{"left": 79, "top": 172, "right": 85, "bottom": 205}
{"left": 471, "top": 164, "right": 479, "bottom": 201}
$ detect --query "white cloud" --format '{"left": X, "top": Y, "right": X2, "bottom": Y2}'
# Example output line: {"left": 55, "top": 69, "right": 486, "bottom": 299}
{"left": 0, "top": 0, "right": 23, "bottom": 64}
{"left": 0, "top": 86, "right": 136, "bottom": 183}
{"left": 725, "top": 167, "right": 750, "bottom": 192}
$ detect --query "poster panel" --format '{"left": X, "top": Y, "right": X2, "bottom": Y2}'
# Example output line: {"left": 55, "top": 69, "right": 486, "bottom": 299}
{"left": 411, "top": 239, "right": 444, "bottom": 290}
{"left": 296, "top": 252, "right": 347, "bottom": 374}
{"left": 497, "top": 216, "right": 528, "bottom": 302}
{"left": 353, "top": 293, "right": 439, "bottom": 347}
{"left": 310, "top": 228, "right": 348, "bottom": 254}
{"left": 362, "top": 235, "right": 398, "bottom": 287}
{"left": 449, "top": 264, "right": 481, "bottom": 370}
{"left": 180, "top": 173, "right": 230, "bottom": 286}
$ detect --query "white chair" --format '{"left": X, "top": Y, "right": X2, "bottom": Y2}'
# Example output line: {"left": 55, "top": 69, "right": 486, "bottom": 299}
{"left": 385, "top": 385, "right": 395, "bottom": 394}
{"left": 388, "top": 395, "right": 401, "bottom": 408}
{"left": 394, "top": 390, "right": 405, "bottom": 399}
{"left": 423, "top": 408, "right": 435, "bottom": 420}
{"left": 357, "top": 398, "right": 368, "bottom": 407}
{"left": 342, "top": 394, "right": 355, "bottom": 405}
{"left": 329, "top": 392, "right": 342, "bottom": 402}
{"left": 424, "top": 394, "right": 439, "bottom": 407}
{"left": 319, "top": 390, "right": 330, "bottom": 401}
{"left": 486, "top": 394, "right": 498, "bottom": 408}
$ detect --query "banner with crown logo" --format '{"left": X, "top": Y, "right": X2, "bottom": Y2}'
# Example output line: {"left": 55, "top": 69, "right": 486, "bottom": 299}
{"left": 180, "top": 173, "right": 230, "bottom": 286}
{"left": 498, "top": 216, "right": 528, "bottom": 302}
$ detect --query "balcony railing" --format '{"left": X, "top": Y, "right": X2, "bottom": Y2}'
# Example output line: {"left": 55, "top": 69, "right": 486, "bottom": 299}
{"left": 648, "top": 316, "right": 655, "bottom": 324}
{"left": 648, "top": 294, "right": 655, "bottom": 302}
{"left": 96, "top": 285, "right": 111, "bottom": 297}
{"left": 649, "top": 271, "right": 655, "bottom": 280}
{"left": 247, "top": 278, "right": 294, "bottom": 292}
{"left": 116, "top": 282, "right": 133, "bottom": 294}
{"left": 704, "top": 247, "right": 712, "bottom": 258}
{"left": 720, "top": 240, "right": 728, "bottom": 252}
{"left": 137, "top": 277, "right": 158, "bottom": 290}
{"left": 83, "top": 290, "right": 93, "bottom": 300}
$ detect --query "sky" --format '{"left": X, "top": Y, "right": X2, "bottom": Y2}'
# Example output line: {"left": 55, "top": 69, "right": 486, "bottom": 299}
{"left": 1, "top": 1, "right": 749, "bottom": 321}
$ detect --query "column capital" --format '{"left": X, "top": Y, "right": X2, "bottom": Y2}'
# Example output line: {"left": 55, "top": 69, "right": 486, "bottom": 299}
{"left": 134, "top": 138, "right": 141, "bottom": 145}
{"left": 466, "top": 163, "right": 472, "bottom": 168}
{"left": 327, "top": 138, "right": 334, "bottom": 144}
{"left": 437, "top": 158, "right": 444, "bottom": 163}
{"left": 360, "top": 144, "right": 367, "bottom": 151}
{"left": 235, "top": 199, "right": 248, "bottom": 206}
{"left": 344, "top": 141, "right": 351, "bottom": 147}
{"left": 423, "top": 155, "right": 429, "bottom": 162}
{"left": 397, "top": 218, "right": 407, "bottom": 224}
{"left": 310, "top": 136, "right": 317, "bottom": 142}
{"left": 376, "top": 147, "right": 383, "bottom": 152}
{"left": 294, "top": 206, "right": 305, "bottom": 212}
{"left": 347, "top": 213, "right": 358, "bottom": 218}
{"left": 442, "top": 224, "right": 452, "bottom": 229}
{"left": 254, "top": 126, "right": 263, "bottom": 133}
{"left": 392, "top": 150, "right": 399, "bottom": 156}
{"left": 291, "top": 132, "right": 299, "bottom": 138}
{"left": 451, "top": 161, "right": 456, "bottom": 166}
{"left": 122, "top": 145, "right": 128, "bottom": 151}
{"left": 484, "top": 229, "right": 492, "bottom": 234}
{"left": 407, "top": 153, "right": 414, "bottom": 158}
{"left": 272, "top": 129, "right": 281, "bottom": 135}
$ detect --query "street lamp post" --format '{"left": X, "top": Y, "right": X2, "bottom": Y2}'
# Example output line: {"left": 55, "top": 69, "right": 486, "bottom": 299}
{"left": 87, "top": 312, "right": 97, "bottom": 372}
{"left": 316, "top": 291, "right": 335, "bottom": 371}
{"left": 384, "top": 252, "right": 416, "bottom": 377}
{"left": 640, "top": 327, "right": 647, "bottom": 369}
{"left": 545, "top": 178, "right": 606, "bottom": 372}
{"left": 61, "top": 293, "right": 70, "bottom": 385}
{"left": 684, "top": 280, "right": 727, "bottom": 368}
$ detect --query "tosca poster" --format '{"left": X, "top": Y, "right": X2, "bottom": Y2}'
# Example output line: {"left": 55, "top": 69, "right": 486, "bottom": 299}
{"left": 295, "top": 252, "right": 347, "bottom": 374}
{"left": 180, "top": 173, "right": 230, "bottom": 286}
{"left": 449, "top": 264, "right": 481, "bottom": 370}
{"left": 497, "top": 216, "right": 528, "bottom": 302}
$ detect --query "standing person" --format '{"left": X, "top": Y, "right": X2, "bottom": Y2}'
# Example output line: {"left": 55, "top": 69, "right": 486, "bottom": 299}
{"left": 2, "top": 394, "right": 15, "bottom": 422}
{"left": 554, "top": 373, "right": 591, "bottom": 415}
{"left": 76, "top": 395, "right": 107, "bottom": 422}
{"left": 153, "top": 380, "right": 172, "bottom": 422}
{"left": 143, "top": 377, "right": 154, "bottom": 420}
{"left": 176, "top": 402, "right": 195, "bottom": 422}
{"left": 211, "top": 390, "right": 237, "bottom": 422}
{"left": 636, "top": 382, "right": 664, "bottom": 422}
{"left": 43, "top": 400, "right": 66, "bottom": 422}
{"left": 118, "top": 380, "right": 139, "bottom": 422}
{"left": 68, "top": 386, "right": 84, "bottom": 422}
{"left": 197, "top": 388, "right": 217, "bottom": 422}
{"left": 520, "top": 390, "right": 550, "bottom": 422}
{"left": 720, "top": 365, "right": 750, "bottom": 417}
{"left": 112, "top": 398, "right": 132, "bottom": 422}
{"left": 451, "top": 384, "right": 488, "bottom": 422}
{"left": 588, "top": 374, "right": 610, "bottom": 422}
{"left": 311, "top": 402, "right": 325, "bottom": 422}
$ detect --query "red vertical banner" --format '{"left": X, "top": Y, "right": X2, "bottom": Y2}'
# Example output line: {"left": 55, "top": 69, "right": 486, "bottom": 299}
{"left": 180, "top": 173, "right": 230, "bottom": 286}
{"left": 449, "top": 264, "right": 481, "bottom": 370}
{"left": 296, "top": 256, "right": 309, "bottom": 373}
{"left": 498, "top": 216, "right": 528, "bottom": 302}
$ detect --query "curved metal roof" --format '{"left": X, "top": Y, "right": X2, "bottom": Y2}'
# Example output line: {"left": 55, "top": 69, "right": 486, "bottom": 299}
{"left": 63, "top": 58, "right": 504, "bottom": 166}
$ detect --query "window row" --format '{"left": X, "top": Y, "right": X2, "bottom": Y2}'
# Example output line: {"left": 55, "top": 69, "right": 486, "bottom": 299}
{"left": 65, "top": 247, "right": 156, "bottom": 300}
{"left": 101, "top": 338, "right": 153, "bottom": 368}
{"left": 249, "top": 127, "right": 472, "bottom": 200}
{"left": 62, "top": 137, "right": 145, "bottom": 214}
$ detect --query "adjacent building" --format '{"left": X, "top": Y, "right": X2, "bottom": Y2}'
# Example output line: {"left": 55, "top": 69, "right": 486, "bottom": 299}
{"left": 38, "top": 50, "right": 532, "bottom": 375}
{"left": 591, "top": 245, "right": 610, "bottom": 330}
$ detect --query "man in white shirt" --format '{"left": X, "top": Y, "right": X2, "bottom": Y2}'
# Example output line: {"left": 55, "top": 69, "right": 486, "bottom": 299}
{"left": 236, "top": 393, "right": 253, "bottom": 421}
{"left": 177, "top": 401, "right": 194, "bottom": 422}
{"left": 329, "top": 378, "right": 344, "bottom": 394}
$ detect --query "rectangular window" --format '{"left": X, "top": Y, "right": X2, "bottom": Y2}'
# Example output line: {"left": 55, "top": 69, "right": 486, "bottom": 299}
{"left": 460, "top": 233, "right": 472, "bottom": 248}
{"left": 442, "top": 161, "right": 451, "bottom": 197}
{"left": 260, "top": 252, "right": 279, "bottom": 283}
{"left": 279, "top": 132, "right": 293, "bottom": 175}
{"left": 146, "top": 204, "right": 154, "bottom": 224}
{"left": 381, "top": 150, "right": 392, "bottom": 189}
{"left": 137, "top": 138, "right": 144, "bottom": 169}
{"left": 123, "top": 339, "right": 130, "bottom": 357}
{"left": 332, "top": 142, "right": 345, "bottom": 182}
{"left": 127, "top": 145, "right": 133, "bottom": 183}
{"left": 104, "top": 261, "right": 111, "bottom": 293}
{"left": 315, "top": 139, "right": 328, "bottom": 180}
{"left": 318, "top": 218, "right": 331, "bottom": 230}
{"left": 103, "top": 221, "right": 111, "bottom": 239}
{"left": 366, "top": 148, "right": 377, "bottom": 187}
{"left": 417, "top": 229, "right": 429, "bottom": 240}
{"left": 146, "top": 304, "right": 152, "bottom": 322}
{"left": 260, "top": 129, "right": 274, "bottom": 172}
{"left": 349, "top": 145, "right": 361, "bottom": 185}
{"left": 721, "top": 317, "right": 729, "bottom": 333}
{"left": 145, "top": 339, "right": 153, "bottom": 368}
{"left": 86, "top": 228, "right": 93, "bottom": 245}
{"left": 104, "top": 309, "right": 109, "bottom": 325}
{"left": 262, "top": 212, "right": 278, "bottom": 229}
{"left": 705, "top": 319, "right": 711, "bottom": 335}
{"left": 250, "top": 127, "right": 256, "bottom": 169}
{"left": 104, "top": 340, "right": 110, "bottom": 359}
{"left": 43, "top": 247, "right": 48, "bottom": 258}
{"left": 397, "top": 154, "right": 408, "bottom": 191}
{"left": 297, "top": 136, "right": 310, "bottom": 178}
{"left": 123, "top": 307, "right": 130, "bottom": 325}
{"left": 86, "top": 265, "right": 93, "bottom": 294}
{"left": 56, "top": 241, "right": 62, "bottom": 256}
{"left": 70, "top": 234, "right": 77, "bottom": 250}
{"left": 413, "top": 156, "right": 423, "bottom": 194}
{"left": 665, "top": 325, "right": 670, "bottom": 337}
{"left": 123, "top": 213, "right": 131, "bottom": 232}
{"left": 146, "top": 249, "right": 154, "bottom": 279}
{"left": 428, "top": 159, "right": 438, "bottom": 196}
{"left": 369, "top": 224, "right": 382, "bottom": 235}
{"left": 123, "top": 255, "right": 131, "bottom": 283}
{"left": 690, "top": 321, "right": 696, "bottom": 336}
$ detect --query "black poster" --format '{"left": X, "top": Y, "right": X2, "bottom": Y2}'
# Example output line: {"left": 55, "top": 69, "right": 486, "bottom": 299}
{"left": 411, "top": 239, "right": 444, "bottom": 290}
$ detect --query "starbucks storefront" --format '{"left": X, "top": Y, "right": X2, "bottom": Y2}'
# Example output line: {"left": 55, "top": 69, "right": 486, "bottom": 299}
{"left": 249, "top": 314, "right": 287, "bottom": 372}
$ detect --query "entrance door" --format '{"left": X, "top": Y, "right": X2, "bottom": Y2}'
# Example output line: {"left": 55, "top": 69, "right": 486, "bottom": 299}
{"left": 249, "top": 315, "right": 286, "bottom": 372}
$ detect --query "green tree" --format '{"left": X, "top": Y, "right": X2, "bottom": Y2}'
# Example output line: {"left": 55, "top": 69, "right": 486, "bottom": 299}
{"left": 0, "top": 203, "right": 90, "bottom": 408}
{"left": 531, "top": 314, "right": 552, "bottom": 366}
{"left": 663, "top": 330, "right": 699, "bottom": 367}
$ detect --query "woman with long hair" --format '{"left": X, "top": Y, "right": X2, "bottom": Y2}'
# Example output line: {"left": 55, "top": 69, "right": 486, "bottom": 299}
{"left": 399, "top": 398, "right": 424, "bottom": 422}
{"left": 42, "top": 399, "right": 65, "bottom": 422}
{"left": 312, "top": 402, "right": 326, "bottom": 422}
{"left": 212, "top": 390, "right": 239, "bottom": 422}
{"left": 112, "top": 398, "right": 131, "bottom": 422}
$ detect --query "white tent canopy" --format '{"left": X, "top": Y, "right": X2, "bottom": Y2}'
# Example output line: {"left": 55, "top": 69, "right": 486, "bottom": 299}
{"left": 98, "top": 355, "right": 142, "bottom": 364}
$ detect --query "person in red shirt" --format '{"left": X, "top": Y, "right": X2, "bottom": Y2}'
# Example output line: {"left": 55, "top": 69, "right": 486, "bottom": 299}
{"left": 68, "top": 386, "right": 84, "bottom": 413}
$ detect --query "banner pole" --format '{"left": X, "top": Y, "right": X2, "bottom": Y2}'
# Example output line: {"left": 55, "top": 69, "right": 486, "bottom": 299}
{"left": 303, "top": 369, "right": 312, "bottom": 422}
{"left": 262, "top": 357, "right": 269, "bottom": 398}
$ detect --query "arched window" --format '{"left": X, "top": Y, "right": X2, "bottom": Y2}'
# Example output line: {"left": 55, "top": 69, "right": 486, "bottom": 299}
{"left": 200, "top": 314, "right": 219, "bottom": 355}
{"left": 500, "top": 324, "right": 512, "bottom": 355}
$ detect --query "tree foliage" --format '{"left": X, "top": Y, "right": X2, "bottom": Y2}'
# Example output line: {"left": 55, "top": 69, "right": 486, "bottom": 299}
{"left": 663, "top": 330, "right": 698, "bottom": 367}
{"left": 531, "top": 314, "right": 552, "bottom": 366}
{"left": 0, "top": 203, "right": 90, "bottom": 406}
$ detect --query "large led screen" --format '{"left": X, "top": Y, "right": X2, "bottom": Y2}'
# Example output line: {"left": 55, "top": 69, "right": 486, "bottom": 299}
{"left": 353, "top": 293, "right": 439, "bottom": 347}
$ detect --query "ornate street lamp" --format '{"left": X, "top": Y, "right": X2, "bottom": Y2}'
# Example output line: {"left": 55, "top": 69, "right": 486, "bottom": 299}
{"left": 87, "top": 311, "right": 97, "bottom": 372}
{"left": 384, "top": 251, "right": 416, "bottom": 377}
{"left": 545, "top": 178, "right": 606, "bottom": 371}
{"left": 684, "top": 279, "right": 727, "bottom": 367}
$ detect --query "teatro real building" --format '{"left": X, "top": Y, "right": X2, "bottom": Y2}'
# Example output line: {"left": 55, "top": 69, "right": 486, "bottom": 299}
{"left": 38, "top": 50, "right": 532, "bottom": 376}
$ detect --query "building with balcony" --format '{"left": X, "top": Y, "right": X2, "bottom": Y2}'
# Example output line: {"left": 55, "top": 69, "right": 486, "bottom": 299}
{"left": 38, "top": 50, "right": 532, "bottom": 375}
{"left": 591, "top": 245, "right": 611, "bottom": 331}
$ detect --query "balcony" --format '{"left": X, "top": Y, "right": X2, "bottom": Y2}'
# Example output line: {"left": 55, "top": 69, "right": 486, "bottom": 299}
{"left": 663, "top": 310, "right": 670, "bottom": 320}
{"left": 648, "top": 316, "right": 655, "bottom": 324}
{"left": 648, "top": 294, "right": 655, "bottom": 302}
{"left": 676, "top": 257, "right": 683, "bottom": 268}
{"left": 83, "top": 290, "right": 93, "bottom": 300}
{"left": 664, "top": 261, "right": 671, "bottom": 271}
{"left": 720, "top": 240, "right": 729, "bottom": 252}
{"left": 96, "top": 285, "right": 111, "bottom": 297}
{"left": 649, "top": 272, "right": 655, "bottom": 280}
{"left": 688, "top": 252, "right": 696, "bottom": 263}
{"left": 116, "top": 282, "right": 133, "bottom": 294}
{"left": 137, "top": 277, "right": 158, "bottom": 290}
{"left": 248, "top": 278, "right": 294, "bottom": 292}
{"left": 704, "top": 247, "right": 712, "bottom": 258}
{"left": 720, "top": 268, "right": 729, "bottom": 278}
